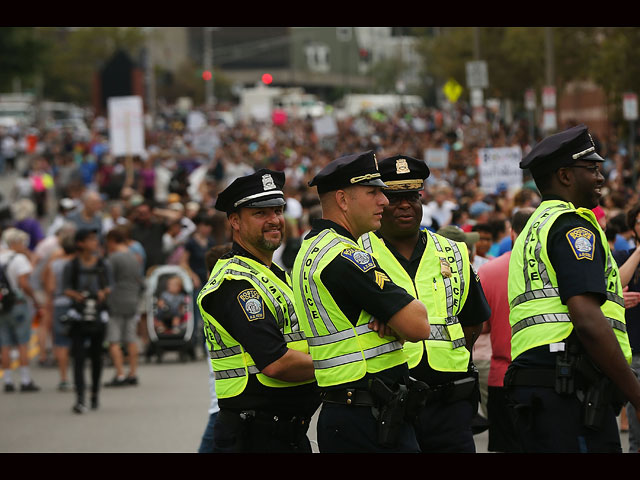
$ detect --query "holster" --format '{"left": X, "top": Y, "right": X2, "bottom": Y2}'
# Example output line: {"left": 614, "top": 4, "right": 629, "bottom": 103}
{"left": 237, "top": 410, "right": 311, "bottom": 449}
{"left": 369, "top": 378, "right": 409, "bottom": 448}
{"left": 575, "top": 355, "right": 627, "bottom": 430}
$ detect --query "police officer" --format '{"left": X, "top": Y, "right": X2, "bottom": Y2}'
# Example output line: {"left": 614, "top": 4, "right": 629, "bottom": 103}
{"left": 359, "top": 154, "right": 490, "bottom": 452}
{"left": 504, "top": 124, "right": 640, "bottom": 453}
{"left": 291, "top": 150, "right": 430, "bottom": 453}
{"left": 197, "top": 168, "right": 320, "bottom": 453}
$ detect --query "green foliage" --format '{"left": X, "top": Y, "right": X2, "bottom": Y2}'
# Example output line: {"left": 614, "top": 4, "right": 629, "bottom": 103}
{"left": 415, "top": 27, "right": 613, "bottom": 108}
{"left": 0, "top": 27, "right": 45, "bottom": 92}
{"left": 36, "top": 27, "right": 146, "bottom": 104}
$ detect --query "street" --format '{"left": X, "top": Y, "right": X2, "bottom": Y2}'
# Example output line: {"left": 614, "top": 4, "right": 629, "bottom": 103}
{"left": 0, "top": 342, "right": 486, "bottom": 453}
{"left": 0, "top": 337, "right": 634, "bottom": 453}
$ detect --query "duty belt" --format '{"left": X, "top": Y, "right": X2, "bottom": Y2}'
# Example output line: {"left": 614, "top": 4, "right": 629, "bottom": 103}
{"left": 220, "top": 408, "right": 311, "bottom": 428}
{"left": 503, "top": 367, "right": 556, "bottom": 388}
{"left": 321, "top": 388, "right": 377, "bottom": 407}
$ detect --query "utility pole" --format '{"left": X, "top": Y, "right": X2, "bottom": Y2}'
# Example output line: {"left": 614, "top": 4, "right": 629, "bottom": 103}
{"left": 545, "top": 27, "right": 555, "bottom": 87}
{"left": 204, "top": 27, "right": 215, "bottom": 109}
{"left": 473, "top": 27, "right": 481, "bottom": 60}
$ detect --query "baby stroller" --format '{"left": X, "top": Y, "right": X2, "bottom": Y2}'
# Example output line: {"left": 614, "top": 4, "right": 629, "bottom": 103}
{"left": 144, "top": 265, "right": 196, "bottom": 363}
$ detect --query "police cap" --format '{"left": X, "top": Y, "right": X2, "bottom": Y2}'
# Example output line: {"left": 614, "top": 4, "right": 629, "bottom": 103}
{"left": 308, "top": 150, "right": 387, "bottom": 194}
{"left": 378, "top": 154, "right": 430, "bottom": 192}
{"left": 215, "top": 168, "right": 286, "bottom": 214}
{"left": 520, "top": 124, "right": 604, "bottom": 176}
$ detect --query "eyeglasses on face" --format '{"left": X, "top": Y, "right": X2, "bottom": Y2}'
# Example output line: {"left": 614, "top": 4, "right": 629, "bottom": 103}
{"left": 568, "top": 164, "right": 602, "bottom": 175}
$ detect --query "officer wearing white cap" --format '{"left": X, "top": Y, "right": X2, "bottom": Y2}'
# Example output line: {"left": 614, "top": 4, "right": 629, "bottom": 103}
{"left": 291, "top": 151, "right": 430, "bottom": 453}
{"left": 504, "top": 124, "right": 640, "bottom": 452}
{"left": 359, "top": 154, "right": 491, "bottom": 453}
{"left": 197, "top": 168, "right": 320, "bottom": 453}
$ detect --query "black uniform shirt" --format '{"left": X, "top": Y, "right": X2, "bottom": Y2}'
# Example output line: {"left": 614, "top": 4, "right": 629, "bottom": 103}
{"left": 511, "top": 195, "right": 608, "bottom": 369}
{"left": 305, "top": 219, "right": 417, "bottom": 387}
{"left": 200, "top": 242, "right": 319, "bottom": 414}
{"left": 378, "top": 230, "right": 491, "bottom": 385}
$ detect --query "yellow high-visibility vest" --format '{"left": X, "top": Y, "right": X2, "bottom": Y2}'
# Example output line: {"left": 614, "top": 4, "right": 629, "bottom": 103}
{"left": 197, "top": 255, "right": 312, "bottom": 399}
{"left": 291, "top": 228, "right": 408, "bottom": 387}
{"left": 508, "top": 200, "right": 631, "bottom": 363}
{"left": 360, "top": 230, "right": 471, "bottom": 372}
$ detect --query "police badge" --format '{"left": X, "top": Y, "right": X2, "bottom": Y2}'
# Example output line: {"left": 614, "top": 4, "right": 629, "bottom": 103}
{"left": 262, "top": 174, "right": 276, "bottom": 191}
{"left": 395, "top": 158, "right": 410, "bottom": 174}
{"left": 439, "top": 257, "right": 452, "bottom": 278}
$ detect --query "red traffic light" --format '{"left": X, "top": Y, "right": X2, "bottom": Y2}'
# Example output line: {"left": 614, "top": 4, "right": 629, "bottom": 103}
{"left": 261, "top": 73, "right": 273, "bottom": 85}
{"left": 202, "top": 70, "right": 212, "bottom": 81}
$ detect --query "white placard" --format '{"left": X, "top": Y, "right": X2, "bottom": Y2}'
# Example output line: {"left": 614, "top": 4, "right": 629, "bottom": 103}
{"left": 477, "top": 146, "right": 523, "bottom": 193}
{"left": 542, "top": 109, "right": 557, "bottom": 131}
{"left": 542, "top": 86, "right": 556, "bottom": 109}
{"left": 187, "top": 111, "right": 207, "bottom": 132}
{"left": 425, "top": 148, "right": 449, "bottom": 170}
{"left": 471, "top": 88, "right": 484, "bottom": 108}
{"left": 623, "top": 93, "right": 638, "bottom": 121}
{"left": 108, "top": 96, "right": 145, "bottom": 157}
{"left": 192, "top": 126, "right": 220, "bottom": 156}
{"left": 313, "top": 115, "right": 338, "bottom": 138}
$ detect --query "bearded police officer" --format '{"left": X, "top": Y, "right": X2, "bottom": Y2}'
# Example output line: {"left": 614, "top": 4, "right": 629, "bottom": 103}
{"left": 197, "top": 168, "right": 320, "bottom": 453}
{"left": 504, "top": 124, "right": 640, "bottom": 453}
{"left": 291, "top": 150, "right": 430, "bottom": 453}
{"left": 358, "top": 154, "right": 490, "bottom": 452}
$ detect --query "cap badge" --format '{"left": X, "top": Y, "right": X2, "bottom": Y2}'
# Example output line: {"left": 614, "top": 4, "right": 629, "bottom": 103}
{"left": 262, "top": 174, "right": 276, "bottom": 191}
{"left": 373, "top": 153, "right": 378, "bottom": 170}
{"left": 396, "top": 158, "right": 410, "bottom": 174}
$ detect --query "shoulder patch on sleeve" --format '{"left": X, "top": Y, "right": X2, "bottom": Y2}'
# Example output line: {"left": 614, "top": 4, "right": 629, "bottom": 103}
{"left": 340, "top": 248, "right": 376, "bottom": 272}
{"left": 237, "top": 288, "right": 265, "bottom": 321}
{"left": 566, "top": 227, "right": 596, "bottom": 261}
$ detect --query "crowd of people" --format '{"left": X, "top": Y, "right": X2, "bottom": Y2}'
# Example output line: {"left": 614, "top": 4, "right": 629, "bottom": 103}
{"left": 1, "top": 100, "right": 640, "bottom": 451}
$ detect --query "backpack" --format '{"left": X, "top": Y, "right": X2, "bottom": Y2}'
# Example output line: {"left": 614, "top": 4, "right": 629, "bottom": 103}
{"left": 0, "top": 254, "right": 17, "bottom": 314}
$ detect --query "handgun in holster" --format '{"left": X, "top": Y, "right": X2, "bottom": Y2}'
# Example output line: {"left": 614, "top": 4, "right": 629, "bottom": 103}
{"left": 555, "top": 339, "right": 580, "bottom": 395}
{"left": 555, "top": 353, "right": 575, "bottom": 395}
{"left": 404, "top": 376, "right": 430, "bottom": 423}
{"left": 369, "top": 377, "right": 409, "bottom": 448}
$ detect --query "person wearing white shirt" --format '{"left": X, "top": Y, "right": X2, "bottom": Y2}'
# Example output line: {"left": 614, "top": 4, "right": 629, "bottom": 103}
{"left": 0, "top": 228, "right": 41, "bottom": 392}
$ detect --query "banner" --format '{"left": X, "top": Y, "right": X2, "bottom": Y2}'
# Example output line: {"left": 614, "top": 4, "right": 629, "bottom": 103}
{"left": 477, "top": 146, "right": 523, "bottom": 194}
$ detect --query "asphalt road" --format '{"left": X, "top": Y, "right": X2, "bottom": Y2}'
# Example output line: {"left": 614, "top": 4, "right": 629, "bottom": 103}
{"left": 0, "top": 342, "right": 632, "bottom": 453}
{"left": 0, "top": 344, "right": 488, "bottom": 453}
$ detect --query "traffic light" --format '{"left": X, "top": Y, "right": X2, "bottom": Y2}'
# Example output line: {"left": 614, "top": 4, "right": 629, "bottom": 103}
{"left": 261, "top": 73, "right": 273, "bottom": 85}
{"left": 202, "top": 70, "right": 213, "bottom": 81}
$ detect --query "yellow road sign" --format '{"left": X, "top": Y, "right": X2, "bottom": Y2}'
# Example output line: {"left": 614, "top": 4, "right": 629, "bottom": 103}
{"left": 443, "top": 78, "right": 463, "bottom": 103}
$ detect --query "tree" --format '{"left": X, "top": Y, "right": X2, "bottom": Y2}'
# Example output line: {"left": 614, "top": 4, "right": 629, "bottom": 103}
{"left": 590, "top": 27, "right": 640, "bottom": 128}
{"left": 36, "top": 27, "right": 146, "bottom": 104}
{"left": 0, "top": 27, "right": 45, "bottom": 92}
{"left": 415, "top": 27, "right": 600, "bottom": 111}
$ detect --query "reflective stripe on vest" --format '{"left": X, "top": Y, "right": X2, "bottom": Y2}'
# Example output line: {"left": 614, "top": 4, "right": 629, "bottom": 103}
{"left": 359, "top": 230, "right": 470, "bottom": 372}
{"left": 292, "top": 228, "right": 408, "bottom": 387}
{"left": 508, "top": 200, "right": 632, "bottom": 363}
{"left": 198, "top": 255, "right": 312, "bottom": 398}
